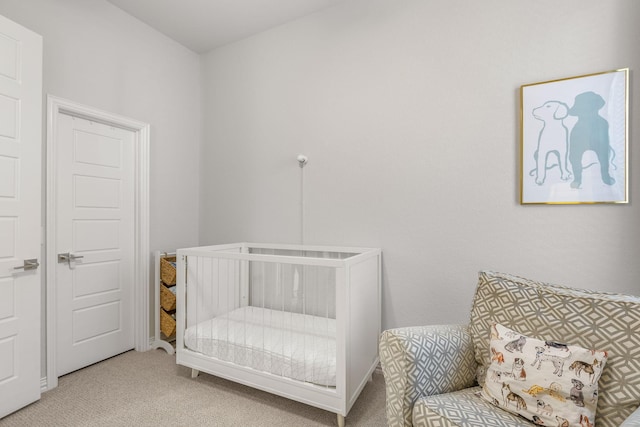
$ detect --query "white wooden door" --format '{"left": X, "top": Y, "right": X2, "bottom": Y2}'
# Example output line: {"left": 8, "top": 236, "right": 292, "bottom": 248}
{"left": 0, "top": 14, "right": 42, "bottom": 418}
{"left": 55, "top": 113, "right": 135, "bottom": 376}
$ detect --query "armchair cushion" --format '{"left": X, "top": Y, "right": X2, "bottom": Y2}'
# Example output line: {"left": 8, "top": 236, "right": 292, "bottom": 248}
{"left": 468, "top": 271, "right": 640, "bottom": 427}
{"left": 413, "top": 387, "right": 533, "bottom": 427}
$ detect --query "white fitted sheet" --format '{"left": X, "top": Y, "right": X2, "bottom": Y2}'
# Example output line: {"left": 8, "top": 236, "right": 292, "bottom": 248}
{"left": 184, "top": 306, "right": 336, "bottom": 386}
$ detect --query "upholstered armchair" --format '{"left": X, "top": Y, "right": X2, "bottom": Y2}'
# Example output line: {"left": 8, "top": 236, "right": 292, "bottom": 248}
{"left": 380, "top": 271, "right": 640, "bottom": 427}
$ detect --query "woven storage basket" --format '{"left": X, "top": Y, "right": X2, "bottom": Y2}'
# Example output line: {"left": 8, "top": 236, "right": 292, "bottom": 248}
{"left": 160, "top": 256, "right": 177, "bottom": 285}
{"left": 160, "top": 284, "right": 176, "bottom": 311}
{"left": 160, "top": 309, "right": 176, "bottom": 337}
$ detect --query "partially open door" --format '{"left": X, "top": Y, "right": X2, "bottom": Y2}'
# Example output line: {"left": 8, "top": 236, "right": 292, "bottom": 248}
{"left": 0, "top": 13, "right": 43, "bottom": 419}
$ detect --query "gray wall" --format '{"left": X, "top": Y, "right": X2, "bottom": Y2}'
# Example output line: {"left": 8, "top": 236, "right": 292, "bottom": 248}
{"left": 200, "top": 0, "right": 640, "bottom": 329}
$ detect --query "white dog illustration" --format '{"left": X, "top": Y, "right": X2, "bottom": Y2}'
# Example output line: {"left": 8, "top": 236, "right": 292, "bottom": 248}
{"left": 531, "top": 101, "right": 572, "bottom": 185}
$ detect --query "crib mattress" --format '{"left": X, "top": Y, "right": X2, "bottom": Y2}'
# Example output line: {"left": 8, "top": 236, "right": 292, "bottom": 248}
{"left": 184, "top": 306, "right": 337, "bottom": 386}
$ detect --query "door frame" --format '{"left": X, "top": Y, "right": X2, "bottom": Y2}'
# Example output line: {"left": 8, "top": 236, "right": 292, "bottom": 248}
{"left": 45, "top": 95, "right": 150, "bottom": 390}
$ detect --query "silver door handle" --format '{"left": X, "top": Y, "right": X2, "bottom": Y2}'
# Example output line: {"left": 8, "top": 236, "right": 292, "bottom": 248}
{"left": 14, "top": 258, "right": 40, "bottom": 271}
{"left": 58, "top": 253, "right": 84, "bottom": 263}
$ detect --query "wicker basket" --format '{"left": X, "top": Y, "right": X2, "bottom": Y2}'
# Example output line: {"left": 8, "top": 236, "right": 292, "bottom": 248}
{"left": 160, "top": 284, "right": 176, "bottom": 311}
{"left": 160, "top": 256, "right": 177, "bottom": 285}
{"left": 160, "top": 308, "right": 176, "bottom": 337}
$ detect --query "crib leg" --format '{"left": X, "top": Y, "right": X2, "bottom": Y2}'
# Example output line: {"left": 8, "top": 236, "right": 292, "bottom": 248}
{"left": 191, "top": 369, "right": 199, "bottom": 379}
{"left": 337, "top": 414, "right": 345, "bottom": 427}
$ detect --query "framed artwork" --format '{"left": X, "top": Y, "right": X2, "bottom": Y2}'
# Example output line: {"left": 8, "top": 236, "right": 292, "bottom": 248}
{"left": 520, "top": 68, "right": 628, "bottom": 204}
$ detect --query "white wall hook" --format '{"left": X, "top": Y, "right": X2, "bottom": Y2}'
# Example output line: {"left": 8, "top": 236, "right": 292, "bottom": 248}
{"left": 297, "top": 154, "right": 308, "bottom": 168}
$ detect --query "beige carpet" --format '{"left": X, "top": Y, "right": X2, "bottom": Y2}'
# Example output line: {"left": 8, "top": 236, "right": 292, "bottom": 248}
{"left": 1, "top": 349, "right": 387, "bottom": 426}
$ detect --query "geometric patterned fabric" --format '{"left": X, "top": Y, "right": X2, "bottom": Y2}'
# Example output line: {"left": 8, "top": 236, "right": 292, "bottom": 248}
{"left": 469, "top": 271, "right": 640, "bottom": 427}
{"left": 380, "top": 325, "right": 478, "bottom": 427}
{"left": 413, "top": 387, "right": 534, "bottom": 427}
{"left": 379, "top": 270, "right": 640, "bottom": 427}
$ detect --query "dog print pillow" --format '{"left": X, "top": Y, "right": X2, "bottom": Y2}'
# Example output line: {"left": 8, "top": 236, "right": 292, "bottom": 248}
{"left": 480, "top": 323, "right": 608, "bottom": 427}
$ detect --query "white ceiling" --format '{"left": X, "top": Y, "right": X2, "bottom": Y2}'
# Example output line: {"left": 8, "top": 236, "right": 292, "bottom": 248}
{"left": 107, "top": 0, "right": 346, "bottom": 53}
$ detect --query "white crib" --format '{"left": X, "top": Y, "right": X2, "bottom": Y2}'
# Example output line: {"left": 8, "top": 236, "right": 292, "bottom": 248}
{"left": 175, "top": 243, "right": 381, "bottom": 426}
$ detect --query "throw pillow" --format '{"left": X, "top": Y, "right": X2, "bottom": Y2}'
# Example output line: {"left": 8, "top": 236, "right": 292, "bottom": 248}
{"left": 480, "top": 323, "right": 608, "bottom": 427}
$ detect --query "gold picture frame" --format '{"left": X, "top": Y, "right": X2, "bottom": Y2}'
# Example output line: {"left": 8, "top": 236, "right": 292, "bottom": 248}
{"left": 520, "top": 68, "right": 628, "bottom": 204}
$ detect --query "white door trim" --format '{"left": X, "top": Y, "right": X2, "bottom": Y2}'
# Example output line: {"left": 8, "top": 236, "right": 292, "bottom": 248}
{"left": 45, "top": 96, "right": 150, "bottom": 390}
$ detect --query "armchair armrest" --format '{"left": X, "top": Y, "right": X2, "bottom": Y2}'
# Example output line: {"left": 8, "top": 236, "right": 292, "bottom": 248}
{"left": 379, "top": 324, "right": 477, "bottom": 427}
{"left": 621, "top": 406, "right": 640, "bottom": 426}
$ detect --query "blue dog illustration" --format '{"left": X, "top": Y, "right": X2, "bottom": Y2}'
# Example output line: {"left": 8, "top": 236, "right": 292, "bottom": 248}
{"left": 568, "top": 91, "right": 615, "bottom": 189}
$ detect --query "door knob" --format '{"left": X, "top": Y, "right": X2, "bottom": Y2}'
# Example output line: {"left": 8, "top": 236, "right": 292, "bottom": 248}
{"left": 58, "top": 252, "right": 84, "bottom": 268}
{"left": 14, "top": 258, "right": 40, "bottom": 271}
